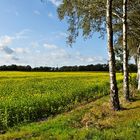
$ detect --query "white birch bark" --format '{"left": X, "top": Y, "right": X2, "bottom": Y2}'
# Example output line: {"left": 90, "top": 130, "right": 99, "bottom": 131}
{"left": 106, "top": 0, "right": 120, "bottom": 110}
{"left": 137, "top": 46, "right": 140, "bottom": 90}
{"left": 123, "top": 0, "right": 129, "bottom": 101}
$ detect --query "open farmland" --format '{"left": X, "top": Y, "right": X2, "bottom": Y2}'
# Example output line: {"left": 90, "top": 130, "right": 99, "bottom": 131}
{"left": 0, "top": 72, "right": 139, "bottom": 140}
{"left": 0, "top": 72, "right": 114, "bottom": 130}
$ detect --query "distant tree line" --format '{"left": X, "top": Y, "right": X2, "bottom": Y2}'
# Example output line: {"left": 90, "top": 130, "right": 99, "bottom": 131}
{"left": 0, "top": 63, "right": 137, "bottom": 72}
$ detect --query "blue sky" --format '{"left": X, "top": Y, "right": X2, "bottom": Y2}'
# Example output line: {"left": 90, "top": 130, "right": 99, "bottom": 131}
{"left": 0, "top": 0, "right": 108, "bottom": 67}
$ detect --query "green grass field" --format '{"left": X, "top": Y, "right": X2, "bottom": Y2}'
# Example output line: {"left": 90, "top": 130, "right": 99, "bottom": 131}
{"left": 0, "top": 72, "right": 139, "bottom": 140}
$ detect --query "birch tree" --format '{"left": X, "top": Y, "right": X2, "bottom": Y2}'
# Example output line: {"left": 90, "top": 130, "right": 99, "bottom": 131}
{"left": 114, "top": 0, "right": 140, "bottom": 91}
{"left": 123, "top": 0, "right": 129, "bottom": 101}
{"left": 128, "top": 0, "right": 140, "bottom": 90}
{"left": 106, "top": 0, "right": 120, "bottom": 110}
{"left": 110, "top": 0, "right": 130, "bottom": 101}
{"left": 57, "top": 0, "right": 120, "bottom": 110}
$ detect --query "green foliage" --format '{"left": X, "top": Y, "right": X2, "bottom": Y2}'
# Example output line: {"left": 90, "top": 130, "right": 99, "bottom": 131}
{"left": 113, "top": 0, "right": 140, "bottom": 57}
{"left": 57, "top": 0, "right": 106, "bottom": 45}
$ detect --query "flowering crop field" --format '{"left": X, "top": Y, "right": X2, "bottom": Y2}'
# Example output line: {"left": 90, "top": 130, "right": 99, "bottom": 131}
{"left": 0, "top": 72, "right": 123, "bottom": 130}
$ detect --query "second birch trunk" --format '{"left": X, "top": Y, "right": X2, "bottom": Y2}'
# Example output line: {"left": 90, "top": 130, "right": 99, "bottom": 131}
{"left": 137, "top": 46, "right": 140, "bottom": 90}
{"left": 123, "top": 0, "right": 129, "bottom": 101}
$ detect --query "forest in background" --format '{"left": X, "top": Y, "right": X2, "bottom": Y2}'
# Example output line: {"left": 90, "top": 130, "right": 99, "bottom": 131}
{"left": 0, "top": 63, "right": 137, "bottom": 72}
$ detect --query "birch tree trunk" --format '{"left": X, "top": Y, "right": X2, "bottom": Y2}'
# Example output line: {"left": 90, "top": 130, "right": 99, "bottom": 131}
{"left": 106, "top": 0, "right": 120, "bottom": 110}
{"left": 123, "top": 0, "right": 129, "bottom": 101}
{"left": 137, "top": 46, "right": 140, "bottom": 90}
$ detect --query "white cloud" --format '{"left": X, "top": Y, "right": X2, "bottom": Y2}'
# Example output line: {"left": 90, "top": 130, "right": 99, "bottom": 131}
{"left": 49, "top": 49, "right": 71, "bottom": 59}
{"left": 43, "top": 43, "right": 71, "bottom": 59}
{"left": 43, "top": 43, "right": 58, "bottom": 49}
{"left": 48, "top": 0, "right": 62, "bottom": 7}
{"left": 0, "top": 36, "right": 14, "bottom": 55}
{"left": 0, "top": 30, "right": 31, "bottom": 63}
{"left": 14, "top": 47, "right": 29, "bottom": 54}
{"left": 48, "top": 12, "right": 53, "bottom": 18}
{"left": 11, "top": 56, "right": 19, "bottom": 61}
{"left": 75, "top": 53, "right": 105, "bottom": 64}
{"left": 0, "top": 35, "right": 106, "bottom": 67}
{"left": 28, "top": 42, "right": 105, "bottom": 67}
{"left": 51, "top": 32, "right": 67, "bottom": 40}
{"left": 31, "top": 42, "right": 39, "bottom": 48}
{"left": 15, "top": 29, "right": 31, "bottom": 39}
{"left": 0, "top": 36, "right": 19, "bottom": 62}
{"left": 4, "top": 55, "right": 19, "bottom": 62}
{"left": 34, "top": 10, "right": 41, "bottom": 15}
{"left": 0, "top": 29, "right": 31, "bottom": 54}
{"left": 36, "top": 50, "right": 41, "bottom": 53}
{"left": 0, "top": 36, "right": 13, "bottom": 48}
{"left": 59, "top": 32, "right": 67, "bottom": 37}
{"left": 23, "top": 41, "right": 105, "bottom": 67}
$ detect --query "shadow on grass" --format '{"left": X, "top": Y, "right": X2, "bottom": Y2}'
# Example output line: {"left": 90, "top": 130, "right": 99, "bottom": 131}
{"left": 120, "top": 96, "right": 140, "bottom": 111}
{"left": 121, "top": 105, "right": 140, "bottom": 111}
{"left": 129, "top": 97, "right": 140, "bottom": 102}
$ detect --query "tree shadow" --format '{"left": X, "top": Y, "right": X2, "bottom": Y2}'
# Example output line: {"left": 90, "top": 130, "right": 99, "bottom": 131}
{"left": 129, "top": 97, "right": 140, "bottom": 102}
{"left": 121, "top": 105, "right": 140, "bottom": 111}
